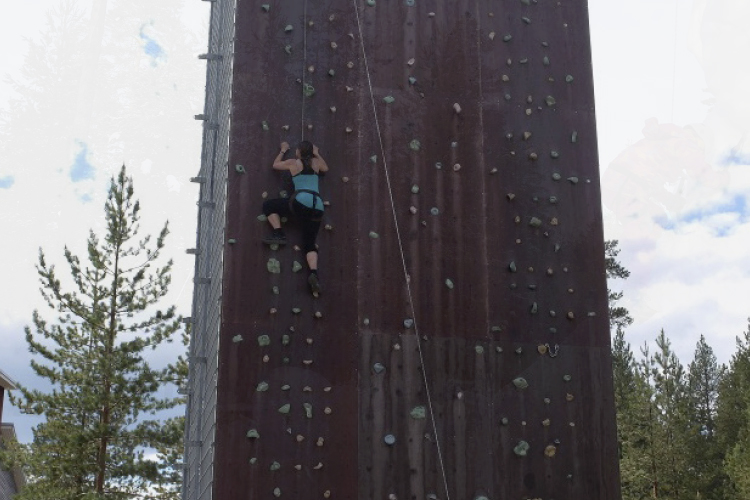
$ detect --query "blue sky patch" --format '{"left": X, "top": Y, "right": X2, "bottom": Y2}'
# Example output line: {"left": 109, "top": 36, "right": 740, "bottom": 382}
{"left": 656, "top": 194, "right": 747, "bottom": 234}
{"left": 70, "top": 141, "right": 95, "bottom": 182}
{"left": 720, "top": 149, "right": 750, "bottom": 167}
{"left": 0, "top": 176, "right": 14, "bottom": 189}
{"left": 140, "top": 26, "right": 164, "bottom": 61}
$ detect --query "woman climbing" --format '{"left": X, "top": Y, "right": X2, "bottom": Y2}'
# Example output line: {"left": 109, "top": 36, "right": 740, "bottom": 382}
{"left": 262, "top": 140, "right": 328, "bottom": 296}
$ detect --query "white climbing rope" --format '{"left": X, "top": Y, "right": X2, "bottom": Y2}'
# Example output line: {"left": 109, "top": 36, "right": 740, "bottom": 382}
{"left": 301, "top": 0, "right": 309, "bottom": 140}
{"left": 351, "top": 2, "right": 452, "bottom": 500}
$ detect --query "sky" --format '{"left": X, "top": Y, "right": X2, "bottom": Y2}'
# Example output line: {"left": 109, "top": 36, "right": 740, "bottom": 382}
{"left": 0, "top": 0, "right": 749, "bottom": 444}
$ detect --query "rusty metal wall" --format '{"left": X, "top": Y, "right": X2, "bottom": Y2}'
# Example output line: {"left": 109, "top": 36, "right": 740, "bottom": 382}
{"left": 213, "top": 0, "right": 621, "bottom": 499}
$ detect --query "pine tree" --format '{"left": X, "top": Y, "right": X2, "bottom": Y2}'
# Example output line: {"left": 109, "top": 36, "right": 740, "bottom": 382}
{"left": 604, "top": 240, "right": 633, "bottom": 331}
{"left": 2, "top": 166, "right": 184, "bottom": 499}
{"left": 717, "top": 319, "right": 750, "bottom": 498}
{"left": 685, "top": 335, "right": 726, "bottom": 499}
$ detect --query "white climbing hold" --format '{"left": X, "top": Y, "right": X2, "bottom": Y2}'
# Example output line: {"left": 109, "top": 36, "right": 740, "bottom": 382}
{"left": 453, "top": 103, "right": 462, "bottom": 114}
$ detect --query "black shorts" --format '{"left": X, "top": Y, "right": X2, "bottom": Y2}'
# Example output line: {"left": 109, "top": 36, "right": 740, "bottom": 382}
{"left": 263, "top": 198, "right": 323, "bottom": 253}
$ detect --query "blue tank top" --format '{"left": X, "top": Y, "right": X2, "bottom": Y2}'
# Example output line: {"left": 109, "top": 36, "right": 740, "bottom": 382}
{"left": 292, "top": 163, "right": 323, "bottom": 210}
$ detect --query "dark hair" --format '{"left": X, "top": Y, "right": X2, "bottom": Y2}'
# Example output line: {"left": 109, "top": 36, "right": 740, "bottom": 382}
{"left": 298, "top": 140, "right": 314, "bottom": 159}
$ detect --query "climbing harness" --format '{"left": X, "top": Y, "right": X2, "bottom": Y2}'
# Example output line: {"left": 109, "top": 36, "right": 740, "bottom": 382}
{"left": 288, "top": 189, "right": 324, "bottom": 222}
{"left": 351, "top": 2, "right": 452, "bottom": 499}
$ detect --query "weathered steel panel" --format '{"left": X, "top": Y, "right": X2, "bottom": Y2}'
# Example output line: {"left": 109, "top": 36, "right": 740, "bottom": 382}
{"left": 213, "top": 0, "right": 620, "bottom": 499}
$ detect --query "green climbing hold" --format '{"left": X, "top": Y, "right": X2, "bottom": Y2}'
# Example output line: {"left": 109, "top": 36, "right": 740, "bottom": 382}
{"left": 563, "top": 374, "right": 572, "bottom": 382}
{"left": 513, "top": 377, "right": 529, "bottom": 389}
{"left": 491, "top": 326, "right": 502, "bottom": 332}
{"left": 284, "top": 25, "right": 293, "bottom": 33}
{"left": 475, "top": 496, "right": 489, "bottom": 500}
{"left": 250, "top": 457, "right": 257, "bottom": 464}
{"left": 370, "top": 155, "right": 378, "bottom": 163}
{"left": 292, "top": 261, "right": 303, "bottom": 273}
{"left": 430, "top": 207, "right": 440, "bottom": 216}
{"left": 404, "top": 318, "right": 414, "bottom": 328}
{"left": 304, "top": 403, "right": 313, "bottom": 418}
{"left": 273, "top": 488, "right": 281, "bottom": 498}
{"left": 278, "top": 404, "right": 291, "bottom": 415}
{"left": 566, "top": 74, "right": 574, "bottom": 83}
{"left": 568, "top": 176, "right": 579, "bottom": 184}
{"left": 405, "top": 0, "right": 415, "bottom": 6}
{"left": 509, "top": 261, "right": 517, "bottom": 272}
{"left": 551, "top": 151, "right": 560, "bottom": 158}
{"left": 267, "top": 258, "right": 281, "bottom": 273}
{"left": 529, "top": 217, "right": 542, "bottom": 227}
{"left": 521, "top": 0, "right": 530, "bottom": 4}
{"left": 282, "top": 334, "right": 290, "bottom": 345}
{"left": 328, "top": 69, "right": 335, "bottom": 77}
{"left": 279, "top": 190, "right": 288, "bottom": 199}
{"left": 409, "top": 139, "right": 421, "bottom": 151}
{"left": 228, "top": 238, "right": 236, "bottom": 244}
{"left": 445, "top": 279, "right": 454, "bottom": 289}
{"left": 552, "top": 173, "right": 562, "bottom": 181}
{"left": 373, "top": 362, "right": 385, "bottom": 374}
{"left": 410, "top": 406, "right": 426, "bottom": 419}
{"left": 411, "top": 184, "right": 420, "bottom": 194}
{"left": 367, "top": 0, "right": 375, "bottom": 5}
{"left": 258, "top": 335, "right": 270, "bottom": 347}
{"left": 543, "top": 56, "right": 550, "bottom": 66}
{"left": 235, "top": 164, "right": 246, "bottom": 173}
{"left": 549, "top": 196, "right": 558, "bottom": 204}
{"left": 232, "top": 335, "right": 243, "bottom": 343}
{"left": 522, "top": 16, "right": 531, "bottom": 24}
{"left": 292, "top": 307, "right": 301, "bottom": 314}
{"left": 281, "top": 384, "right": 290, "bottom": 391}
{"left": 257, "top": 214, "right": 267, "bottom": 222}
{"left": 545, "top": 96, "right": 556, "bottom": 106}
{"left": 383, "top": 96, "right": 395, "bottom": 104}
{"left": 571, "top": 131, "right": 578, "bottom": 143}
{"left": 503, "top": 34, "right": 513, "bottom": 42}
{"left": 272, "top": 286, "right": 279, "bottom": 295}
{"left": 256, "top": 382, "right": 269, "bottom": 392}
{"left": 261, "top": 4, "right": 270, "bottom": 11}
{"left": 384, "top": 434, "right": 396, "bottom": 445}
{"left": 369, "top": 231, "right": 379, "bottom": 239}
{"left": 270, "top": 461, "right": 281, "bottom": 471}
{"left": 303, "top": 83, "right": 315, "bottom": 97}
{"left": 514, "top": 440, "right": 530, "bottom": 457}
{"left": 408, "top": 76, "right": 417, "bottom": 85}
{"left": 475, "top": 345, "right": 485, "bottom": 354}
{"left": 247, "top": 429, "right": 260, "bottom": 439}
{"left": 262, "top": 121, "right": 269, "bottom": 131}
{"left": 284, "top": 45, "right": 292, "bottom": 55}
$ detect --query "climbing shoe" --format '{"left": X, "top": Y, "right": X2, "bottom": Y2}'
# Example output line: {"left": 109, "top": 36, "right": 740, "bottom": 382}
{"left": 262, "top": 230, "right": 287, "bottom": 246}
{"left": 308, "top": 272, "right": 321, "bottom": 297}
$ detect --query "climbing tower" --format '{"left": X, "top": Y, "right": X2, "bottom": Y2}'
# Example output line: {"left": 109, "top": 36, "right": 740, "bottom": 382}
{"left": 183, "top": 1, "right": 621, "bottom": 499}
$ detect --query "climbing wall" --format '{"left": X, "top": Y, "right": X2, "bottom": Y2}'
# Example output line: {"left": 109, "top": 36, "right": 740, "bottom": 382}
{"left": 214, "top": 0, "right": 621, "bottom": 499}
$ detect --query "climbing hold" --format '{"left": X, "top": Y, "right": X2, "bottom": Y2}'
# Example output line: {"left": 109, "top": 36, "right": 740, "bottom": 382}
{"left": 281, "top": 384, "right": 291, "bottom": 391}
{"left": 571, "top": 131, "right": 578, "bottom": 143}
{"left": 410, "top": 406, "right": 426, "bottom": 419}
{"left": 521, "top": 0, "right": 530, "bottom": 4}
{"left": 273, "top": 488, "right": 281, "bottom": 498}
{"left": 410, "top": 184, "right": 420, "bottom": 194}
{"left": 292, "top": 261, "right": 303, "bottom": 273}
{"left": 551, "top": 151, "right": 560, "bottom": 159}
{"left": 316, "top": 437, "right": 325, "bottom": 447}
{"left": 513, "top": 377, "right": 529, "bottom": 389}
{"left": 278, "top": 404, "right": 291, "bottom": 415}
{"left": 563, "top": 374, "right": 572, "bottom": 382}
{"left": 475, "top": 345, "right": 485, "bottom": 354}
{"left": 304, "top": 403, "right": 313, "bottom": 418}
{"left": 567, "top": 393, "right": 575, "bottom": 401}
{"left": 549, "top": 196, "right": 558, "bottom": 204}
{"left": 545, "top": 445, "right": 557, "bottom": 457}
{"left": 545, "top": 96, "right": 557, "bottom": 107}
{"left": 552, "top": 173, "right": 562, "bottom": 181}
{"left": 566, "top": 74, "right": 574, "bottom": 83}
{"left": 409, "top": 139, "right": 421, "bottom": 151}
{"left": 567, "top": 311, "right": 575, "bottom": 320}
{"left": 491, "top": 326, "right": 502, "bottom": 333}
{"left": 403, "top": 318, "right": 414, "bottom": 329}
{"left": 529, "top": 152, "right": 538, "bottom": 161}
{"left": 383, "top": 96, "right": 395, "bottom": 104}
{"left": 324, "top": 407, "right": 332, "bottom": 414}
{"left": 543, "top": 56, "right": 550, "bottom": 66}
{"left": 367, "top": 0, "right": 376, "bottom": 5}
{"left": 515, "top": 347, "right": 523, "bottom": 354}
{"left": 453, "top": 103, "right": 462, "bottom": 114}
{"left": 373, "top": 362, "right": 386, "bottom": 374}
{"left": 567, "top": 176, "right": 579, "bottom": 184}
{"left": 232, "top": 335, "right": 243, "bottom": 343}
{"left": 262, "top": 355, "right": 269, "bottom": 362}
{"left": 328, "top": 69, "right": 335, "bottom": 77}
{"left": 514, "top": 441, "right": 530, "bottom": 457}
{"left": 408, "top": 76, "right": 417, "bottom": 85}
{"left": 284, "top": 45, "right": 292, "bottom": 55}
{"left": 453, "top": 163, "right": 461, "bottom": 172}
{"left": 496, "top": 346, "right": 503, "bottom": 353}
{"left": 303, "top": 83, "right": 315, "bottom": 97}
{"left": 501, "top": 417, "right": 509, "bottom": 425}
{"left": 370, "top": 155, "right": 378, "bottom": 163}
{"left": 257, "top": 335, "right": 270, "bottom": 347}
{"left": 530, "top": 302, "right": 538, "bottom": 314}
{"left": 550, "top": 217, "right": 559, "bottom": 226}
{"left": 489, "top": 32, "right": 496, "bottom": 40}
{"left": 407, "top": 58, "right": 415, "bottom": 66}
{"left": 284, "top": 24, "right": 293, "bottom": 32}
{"left": 475, "top": 496, "right": 489, "bottom": 500}
{"left": 434, "top": 162, "right": 442, "bottom": 169}
{"left": 292, "top": 307, "right": 301, "bottom": 314}
{"left": 384, "top": 434, "right": 396, "bottom": 445}
{"left": 227, "top": 238, "right": 236, "bottom": 245}
{"left": 369, "top": 231, "right": 379, "bottom": 239}
{"left": 526, "top": 108, "right": 533, "bottom": 116}
{"left": 247, "top": 429, "right": 260, "bottom": 439}
{"left": 509, "top": 261, "right": 517, "bottom": 272}
{"left": 256, "top": 382, "right": 269, "bottom": 392}
{"left": 430, "top": 207, "right": 440, "bottom": 216}
{"left": 235, "top": 164, "right": 246, "bottom": 174}
{"left": 445, "top": 279, "right": 454, "bottom": 289}
{"left": 270, "top": 461, "right": 281, "bottom": 471}
{"left": 537, "top": 344, "right": 548, "bottom": 355}
{"left": 529, "top": 217, "right": 542, "bottom": 227}
{"left": 451, "top": 141, "right": 458, "bottom": 148}
{"left": 504, "top": 94, "right": 511, "bottom": 101}
{"left": 520, "top": 58, "right": 529, "bottom": 64}
{"left": 542, "top": 418, "right": 551, "bottom": 427}
{"left": 314, "top": 311, "right": 322, "bottom": 319}
{"left": 261, "top": 4, "right": 270, "bottom": 11}
{"left": 503, "top": 34, "right": 513, "bottom": 42}
{"left": 409, "top": 206, "right": 417, "bottom": 214}
{"left": 281, "top": 334, "right": 290, "bottom": 346}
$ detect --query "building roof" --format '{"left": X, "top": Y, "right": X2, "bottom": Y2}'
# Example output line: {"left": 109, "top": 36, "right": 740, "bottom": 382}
{"left": 0, "top": 370, "right": 17, "bottom": 391}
